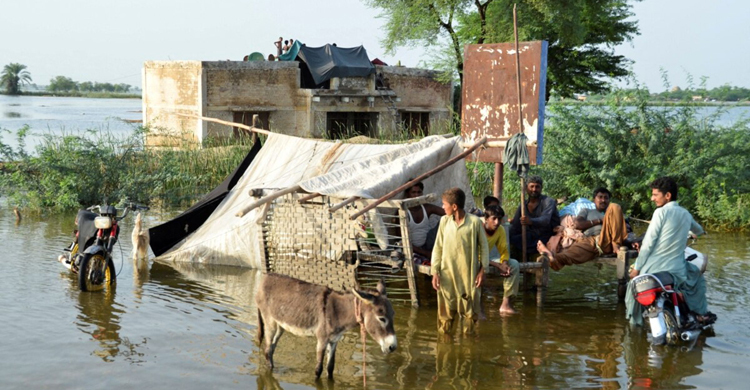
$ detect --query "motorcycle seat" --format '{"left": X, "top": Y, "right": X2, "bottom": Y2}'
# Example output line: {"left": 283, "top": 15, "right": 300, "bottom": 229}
{"left": 76, "top": 209, "right": 99, "bottom": 250}
{"left": 651, "top": 271, "right": 673, "bottom": 286}
{"left": 633, "top": 271, "right": 674, "bottom": 292}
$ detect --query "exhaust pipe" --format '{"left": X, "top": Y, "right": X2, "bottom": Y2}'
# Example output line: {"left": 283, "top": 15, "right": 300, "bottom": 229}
{"left": 681, "top": 329, "right": 700, "bottom": 342}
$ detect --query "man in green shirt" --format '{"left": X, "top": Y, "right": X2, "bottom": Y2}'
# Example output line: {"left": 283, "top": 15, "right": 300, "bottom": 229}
{"left": 625, "top": 177, "right": 710, "bottom": 325}
{"left": 431, "top": 188, "right": 489, "bottom": 334}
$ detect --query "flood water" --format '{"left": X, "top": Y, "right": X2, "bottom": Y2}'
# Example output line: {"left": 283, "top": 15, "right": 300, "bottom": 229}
{"left": 1, "top": 208, "right": 748, "bottom": 390}
{"left": 0, "top": 95, "right": 141, "bottom": 153}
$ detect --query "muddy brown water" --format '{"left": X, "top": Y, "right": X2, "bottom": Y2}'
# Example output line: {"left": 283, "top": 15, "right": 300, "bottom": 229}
{"left": 1, "top": 208, "right": 747, "bottom": 389}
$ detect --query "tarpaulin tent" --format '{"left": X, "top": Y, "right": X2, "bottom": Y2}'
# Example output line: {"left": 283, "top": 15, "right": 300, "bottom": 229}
{"left": 296, "top": 44, "right": 375, "bottom": 85}
{"left": 150, "top": 133, "right": 474, "bottom": 269}
{"left": 148, "top": 141, "right": 262, "bottom": 257}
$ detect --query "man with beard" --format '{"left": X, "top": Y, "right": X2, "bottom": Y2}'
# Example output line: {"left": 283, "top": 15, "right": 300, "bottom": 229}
{"left": 536, "top": 187, "right": 629, "bottom": 271}
{"left": 509, "top": 176, "right": 560, "bottom": 257}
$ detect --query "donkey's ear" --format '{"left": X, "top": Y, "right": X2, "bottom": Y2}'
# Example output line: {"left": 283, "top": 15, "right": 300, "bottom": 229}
{"left": 352, "top": 288, "right": 375, "bottom": 305}
{"left": 376, "top": 279, "right": 387, "bottom": 297}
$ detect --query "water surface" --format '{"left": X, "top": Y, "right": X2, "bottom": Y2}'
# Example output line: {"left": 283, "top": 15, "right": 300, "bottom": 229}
{"left": 0, "top": 209, "right": 747, "bottom": 389}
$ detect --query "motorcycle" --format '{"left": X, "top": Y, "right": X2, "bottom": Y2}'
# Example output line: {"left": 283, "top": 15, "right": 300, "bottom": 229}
{"left": 631, "top": 246, "right": 717, "bottom": 345}
{"left": 59, "top": 201, "right": 149, "bottom": 292}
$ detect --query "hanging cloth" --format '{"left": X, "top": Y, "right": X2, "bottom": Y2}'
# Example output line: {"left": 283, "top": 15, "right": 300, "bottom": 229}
{"left": 503, "top": 133, "right": 530, "bottom": 178}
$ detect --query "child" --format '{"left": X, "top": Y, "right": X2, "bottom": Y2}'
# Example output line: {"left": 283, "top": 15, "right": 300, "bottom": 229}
{"left": 483, "top": 205, "right": 520, "bottom": 315}
{"left": 431, "top": 188, "right": 489, "bottom": 334}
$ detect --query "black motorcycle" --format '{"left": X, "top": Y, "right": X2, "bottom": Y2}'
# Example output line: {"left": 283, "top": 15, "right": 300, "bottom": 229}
{"left": 631, "top": 247, "right": 716, "bottom": 345}
{"left": 59, "top": 202, "right": 149, "bottom": 292}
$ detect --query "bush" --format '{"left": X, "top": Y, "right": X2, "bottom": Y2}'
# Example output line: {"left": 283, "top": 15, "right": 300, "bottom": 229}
{"left": 466, "top": 84, "right": 750, "bottom": 230}
{"left": 0, "top": 126, "right": 253, "bottom": 212}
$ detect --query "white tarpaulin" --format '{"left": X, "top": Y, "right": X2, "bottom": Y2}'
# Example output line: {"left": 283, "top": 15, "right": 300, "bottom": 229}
{"left": 158, "top": 133, "right": 475, "bottom": 268}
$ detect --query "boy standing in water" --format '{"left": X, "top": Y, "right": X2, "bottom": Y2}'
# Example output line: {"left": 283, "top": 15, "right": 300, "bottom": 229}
{"left": 431, "top": 188, "right": 489, "bottom": 334}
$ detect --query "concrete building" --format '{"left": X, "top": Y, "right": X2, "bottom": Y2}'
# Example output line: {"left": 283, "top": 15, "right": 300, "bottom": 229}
{"left": 142, "top": 60, "right": 453, "bottom": 146}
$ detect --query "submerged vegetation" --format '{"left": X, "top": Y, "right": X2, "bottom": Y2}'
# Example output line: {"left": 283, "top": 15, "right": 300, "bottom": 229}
{"left": 0, "top": 127, "right": 252, "bottom": 212}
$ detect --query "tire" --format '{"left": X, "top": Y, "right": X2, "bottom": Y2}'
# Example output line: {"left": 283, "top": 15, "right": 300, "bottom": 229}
{"left": 663, "top": 303, "right": 680, "bottom": 346}
{"left": 78, "top": 253, "right": 116, "bottom": 292}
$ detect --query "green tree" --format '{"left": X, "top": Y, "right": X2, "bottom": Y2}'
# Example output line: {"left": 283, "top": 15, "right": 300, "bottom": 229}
{"left": 48, "top": 76, "right": 78, "bottom": 92}
{"left": 1, "top": 63, "right": 33, "bottom": 94}
{"left": 365, "top": 0, "right": 640, "bottom": 99}
{"left": 78, "top": 81, "right": 94, "bottom": 92}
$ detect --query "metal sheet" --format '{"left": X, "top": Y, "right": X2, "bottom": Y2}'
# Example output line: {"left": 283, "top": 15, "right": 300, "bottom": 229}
{"left": 461, "top": 41, "right": 548, "bottom": 164}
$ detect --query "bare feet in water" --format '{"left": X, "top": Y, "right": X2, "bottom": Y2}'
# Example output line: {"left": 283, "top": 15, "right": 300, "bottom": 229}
{"left": 499, "top": 298, "right": 516, "bottom": 315}
{"left": 536, "top": 240, "right": 562, "bottom": 271}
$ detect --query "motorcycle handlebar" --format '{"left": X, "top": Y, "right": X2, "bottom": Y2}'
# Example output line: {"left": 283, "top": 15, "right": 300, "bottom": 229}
{"left": 86, "top": 202, "right": 149, "bottom": 220}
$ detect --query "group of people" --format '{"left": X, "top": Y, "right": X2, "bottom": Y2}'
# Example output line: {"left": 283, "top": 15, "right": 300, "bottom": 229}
{"left": 403, "top": 175, "right": 711, "bottom": 334}
{"left": 273, "top": 37, "right": 296, "bottom": 59}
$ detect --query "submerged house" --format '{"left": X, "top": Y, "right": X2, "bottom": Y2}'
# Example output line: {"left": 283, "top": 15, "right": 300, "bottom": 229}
{"left": 141, "top": 43, "right": 453, "bottom": 146}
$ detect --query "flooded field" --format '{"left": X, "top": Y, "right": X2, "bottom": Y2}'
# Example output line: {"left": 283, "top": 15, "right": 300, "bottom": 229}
{"left": 1, "top": 208, "right": 747, "bottom": 389}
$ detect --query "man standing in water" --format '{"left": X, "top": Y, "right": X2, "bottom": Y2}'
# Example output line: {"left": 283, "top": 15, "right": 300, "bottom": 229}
{"left": 625, "top": 177, "right": 713, "bottom": 325}
{"left": 431, "top": 188, "right": 489, "bottom": 334}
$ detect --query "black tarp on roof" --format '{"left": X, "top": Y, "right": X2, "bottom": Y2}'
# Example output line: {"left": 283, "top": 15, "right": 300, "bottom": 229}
{"left": 148, "top": 140, "right": 263, "bottom": 257}
{"left": 297, "top": 44, "right": 375, "bottom": 85}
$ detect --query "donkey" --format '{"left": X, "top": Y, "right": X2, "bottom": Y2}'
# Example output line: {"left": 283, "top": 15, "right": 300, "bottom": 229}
{"left": 255, "top": 274, "right": 397, "bottom": 378}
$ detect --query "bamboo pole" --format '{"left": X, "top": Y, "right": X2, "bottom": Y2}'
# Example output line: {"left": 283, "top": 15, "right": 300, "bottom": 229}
{"left": 459, "top": 139, "right": 536, "bottom": 148}
{"left": 170, "top": 112, "right": 271, "bottom": 136}
{"left": 328, "top": 196, "right": 359, "bottom": 213}
{"left": 298, "top": 192, "right": 322, "bottom": 203}
{"left": 349, "top": 136, "right": 488, "bottom": 220}
{"left": 236, "top": 185, "right": 301, "bottom": 217}
{"left": 513, "top": 4, "right": 527, "bottom": 263}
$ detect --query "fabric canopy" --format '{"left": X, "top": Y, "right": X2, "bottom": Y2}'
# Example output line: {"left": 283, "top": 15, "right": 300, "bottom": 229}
{"left": 296, "top": 44, "right": 375, "bottom": 85}
{"left": 153, "top": 134, "right": 474, "bottom": 268}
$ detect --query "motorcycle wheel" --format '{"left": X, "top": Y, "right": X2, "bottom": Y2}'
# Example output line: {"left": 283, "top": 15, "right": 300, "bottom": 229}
{"left": 78, "top": 253, "right": 116, "bottom": 292}
{"left": 663, "top": 303, "right": 680, "bottom": 346}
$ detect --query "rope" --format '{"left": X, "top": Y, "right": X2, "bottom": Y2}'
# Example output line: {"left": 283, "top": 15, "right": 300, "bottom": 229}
{"left": 353, "top": 297, "right": 367, "bottom": 388}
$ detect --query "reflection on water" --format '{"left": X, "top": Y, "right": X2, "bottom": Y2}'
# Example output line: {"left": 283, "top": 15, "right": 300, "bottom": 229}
{"left": 0, "top": 209, "right": 747, "bottom": 389}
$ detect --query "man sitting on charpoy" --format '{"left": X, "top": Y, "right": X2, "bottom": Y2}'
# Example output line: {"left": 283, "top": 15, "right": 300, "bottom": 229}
{"left": 403, "top": 181, "right": 445, "bottom": 265}
{"left": 537, "top": 187, "right": 629, "bottom": 271}
{"left": 508, "top": 175, "right": 560, "bottom": 259}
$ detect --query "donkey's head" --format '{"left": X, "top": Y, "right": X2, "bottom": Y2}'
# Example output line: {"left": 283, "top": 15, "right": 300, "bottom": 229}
{"left": 352, "top": 280, "right": 397, "bottom": 354}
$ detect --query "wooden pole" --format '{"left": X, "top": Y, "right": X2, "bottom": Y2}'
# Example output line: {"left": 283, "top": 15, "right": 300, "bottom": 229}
{"left": 329, "top": 196, "right": 359, "bottom": 213}
{"left": 494, "top": 163, "right": 503, "bottom": 202}
{"left": 349, "top": 136, "right": 488, "bottom": 220}
{"left": 236, "top": 185, "right": 301, "bottom": 217}
{"left": 251, "top": 114, "right": 260, "bottom": 143}
{"left": 513, "top": 4, "right": 527, "bottom": 263}
{"left": 171, "top": 112, "right": 271, "bottom": 136}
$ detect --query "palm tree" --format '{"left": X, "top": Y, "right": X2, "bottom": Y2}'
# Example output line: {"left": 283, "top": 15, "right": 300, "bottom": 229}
{"left": 1, "top": 63, "right": 33, "bottom": 95}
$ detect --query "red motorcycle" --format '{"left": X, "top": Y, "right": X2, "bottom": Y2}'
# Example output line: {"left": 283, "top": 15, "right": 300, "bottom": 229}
{"left": 631, "top": 247, "right": 716, "bottom": 345}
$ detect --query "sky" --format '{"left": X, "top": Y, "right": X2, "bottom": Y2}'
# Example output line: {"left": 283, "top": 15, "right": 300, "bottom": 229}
{"left": 2, "top": 0, "right": 749, "bottom": 92}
